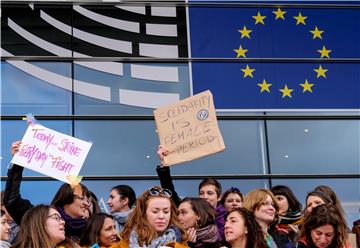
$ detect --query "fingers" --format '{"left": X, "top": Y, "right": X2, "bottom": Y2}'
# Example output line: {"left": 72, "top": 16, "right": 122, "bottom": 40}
{"left": 187, "top": 227, "right": 197, "bottom": 242}
{"left": 156, "top": 145, "right": 169, "bottom": 160}
{"left": 11, "top": 141, "right": 22, "bottom": 157}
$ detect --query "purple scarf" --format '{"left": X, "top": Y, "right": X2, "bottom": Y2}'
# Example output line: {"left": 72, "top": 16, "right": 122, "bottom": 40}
{"left": 57, "top": 207, "right": 87, "bottom": 241}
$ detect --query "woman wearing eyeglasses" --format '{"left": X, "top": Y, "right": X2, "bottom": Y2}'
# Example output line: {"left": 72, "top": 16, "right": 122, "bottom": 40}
{"left": 117, "top": 186, "right": 189, "bottom": 248}
{"left": 4, "top": 141, "right": 91, "bottom": 243}
{"left": 242, "top": 189, "right": 294, "bottom": 248}
{"left": 11, "top": 204, "right": 79, "bottom": 248}
{"left": 79, "top": 213, "right": 118, "bottom": 248}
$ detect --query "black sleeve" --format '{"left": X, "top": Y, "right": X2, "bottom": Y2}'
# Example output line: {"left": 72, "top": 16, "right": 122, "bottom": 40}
{"left": 3, "top": 164, "right": 34, "bottom": 225}
{"left": 156, "top": 165, "right": 181, "bottom": 207}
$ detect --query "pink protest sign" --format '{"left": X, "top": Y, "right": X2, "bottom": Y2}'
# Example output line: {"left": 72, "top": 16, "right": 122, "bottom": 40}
{"left": 11, "top": 124, "right": 92, "bottom": 184}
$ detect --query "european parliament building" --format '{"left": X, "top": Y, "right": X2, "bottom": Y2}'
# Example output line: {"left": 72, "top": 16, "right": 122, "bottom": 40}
{"left": 1, "top": 0, "right": 359, "bottom": 225}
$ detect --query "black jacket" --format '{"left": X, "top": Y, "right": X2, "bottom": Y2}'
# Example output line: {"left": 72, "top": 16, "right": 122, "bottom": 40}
{"left": 3, "top": 164, "right": 33, "bottom": 225}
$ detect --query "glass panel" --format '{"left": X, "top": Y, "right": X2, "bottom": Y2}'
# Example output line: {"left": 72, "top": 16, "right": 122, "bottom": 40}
{"left": 1, "top": 120, "right": 73, "bottom": 176}
{"left": 75, "top": 120, "right": 266, "bottom": 175}
{"left": 73, "top": 63, "right": 190, "bottom": 115}
{"left": 1, "top": 61, "right": 72, "bottom": 115}
{"left": 72, "top": 5, "right": 188, "bottom": 58}
{"left": 1, "top": 4, "right": 72, "bottom": 56}
{"left": 272, "top": 179, "right": 360, "bottom": 227}
{"left": 267, "top": 120, "right": 360, "bottom": 174}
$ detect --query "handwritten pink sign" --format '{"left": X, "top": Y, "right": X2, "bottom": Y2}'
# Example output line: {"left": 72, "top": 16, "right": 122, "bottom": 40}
{"left": 11, "top": 124, "right": 92, "bottom": 184}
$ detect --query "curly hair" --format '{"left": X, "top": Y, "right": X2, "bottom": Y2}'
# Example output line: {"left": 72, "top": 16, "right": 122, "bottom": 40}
{"left": 225, "top": 208, "right": 268, "bottom": 248}
{"left": 298, "top": 204, "right": 348, "bottom": 248}
{"left": 120, "top": 186, "right": 186, "bottom": 245}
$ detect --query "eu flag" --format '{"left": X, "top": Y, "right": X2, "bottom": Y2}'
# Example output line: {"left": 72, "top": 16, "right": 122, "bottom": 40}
{"left": 189, "top": 5, "right": 360, "bottom": 110}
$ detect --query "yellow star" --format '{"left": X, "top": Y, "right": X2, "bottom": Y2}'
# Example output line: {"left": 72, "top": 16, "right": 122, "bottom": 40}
{"left": 257, "top": 79, "right": 272, "bottom": 93}
{"left": 317, "top": 46, "right": 332, "bottom": 58}
{"left": 241, "top": 64, "right": 255, "bottom": 78}
{"left": 279, "top": 84, "right": 294, "bottom": 98}
{"left": 233, "top": 45, "right": 248, "bottom": 58}
{"left": 252, "top": 12, "right": 266, "bottom": 25}
{"left": 273, "top": 8, "right": 286, "bottom": 20}
{"left": 310, "top": 26, "right": 324, "bottom": 39}
{"left": 314, "top": 65, "right": 328, "bottom": 78}
{"left": 300, "top": 79, "right": 314, "bottom": 93}
{"left": 293, "top": 12, "right": 307, "bottom": 25}
{"left": 238, "top": 26, "right": 252, "bottom": 39}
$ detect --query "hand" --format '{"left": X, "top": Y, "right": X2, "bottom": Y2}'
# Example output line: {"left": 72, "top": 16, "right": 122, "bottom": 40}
{"left": 11, "top": 141, "right": 22, "bottom": 157}
{"left": 157, "top": 145, "right": 169, "bottom": 167}
{"left": 187, "top": 227, "right": 197, "bottom": 243}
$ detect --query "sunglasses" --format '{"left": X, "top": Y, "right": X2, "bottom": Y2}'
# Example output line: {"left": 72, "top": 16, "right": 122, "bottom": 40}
{"left": 147, "top": 187, "right": 172, "bottom": 198}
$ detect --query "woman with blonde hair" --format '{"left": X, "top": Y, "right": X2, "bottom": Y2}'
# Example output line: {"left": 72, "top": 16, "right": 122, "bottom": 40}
{"left": 242, "top": 189, "right": 293, "bottom": 248}
{"left": 118, "top": 186, "right": 189, "bottom": 248}
{"left": 11, "top": 204, "right": 79, "bottom": 248}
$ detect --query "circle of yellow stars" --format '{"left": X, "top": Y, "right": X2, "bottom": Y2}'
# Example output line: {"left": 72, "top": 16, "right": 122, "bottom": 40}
{"left": 233, "top": 8, "right": 331, "bottom": 99}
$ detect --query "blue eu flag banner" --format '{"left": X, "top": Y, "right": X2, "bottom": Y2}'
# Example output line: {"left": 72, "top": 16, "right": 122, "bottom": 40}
{"left": 189, "top": 5, "right": 360, "bottom": 110}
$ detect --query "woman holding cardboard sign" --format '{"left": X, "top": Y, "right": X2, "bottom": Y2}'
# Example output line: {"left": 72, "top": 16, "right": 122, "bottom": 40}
{"left": 156, "top": 146, "right": 226, "bottom": 242}
{"left": 4, "top": 141, "right": 91, "bottom": 243}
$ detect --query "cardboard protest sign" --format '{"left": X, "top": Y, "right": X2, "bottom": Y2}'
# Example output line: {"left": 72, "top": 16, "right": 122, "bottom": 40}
{"left": 154, "top": 90, "right": 225, "bottom": 166}
{"left": 11, "top": 123, "right": 92, "bottom": 184}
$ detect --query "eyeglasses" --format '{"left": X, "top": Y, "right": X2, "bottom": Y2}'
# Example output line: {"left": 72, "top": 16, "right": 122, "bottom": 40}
{"left": 48, "top": 213, "right": 64, "bottom": 222}
{"left": 74, "top": 194, "right": 90, "bottom": 204}
{"left": 147, "top": 187, "right": 172, "bottom": 198}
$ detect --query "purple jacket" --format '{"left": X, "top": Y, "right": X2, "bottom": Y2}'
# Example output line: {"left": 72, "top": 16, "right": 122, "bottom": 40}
{"left": 215, "top": 203, "right": 227, "bottom": 241}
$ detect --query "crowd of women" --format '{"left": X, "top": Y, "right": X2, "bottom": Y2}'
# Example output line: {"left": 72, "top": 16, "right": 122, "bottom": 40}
{"left": 0, "top": 142, "right": 359, "bottom": 248}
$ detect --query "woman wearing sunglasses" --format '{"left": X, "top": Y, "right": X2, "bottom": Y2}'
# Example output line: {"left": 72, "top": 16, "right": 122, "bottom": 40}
{"left": 4, "top": 141, "right": 91, "bottom": 242}
{"left": 118, "top": 186, "right": 189, "bottom": 248}
{"left": 11, "top": 204, "right": 79, "bottom": 248}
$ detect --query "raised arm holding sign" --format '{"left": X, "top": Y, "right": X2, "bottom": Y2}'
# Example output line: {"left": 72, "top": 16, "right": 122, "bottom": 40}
{"left": 154, "top": 90, "right": 225, "bottom": 166}
{"left": 11, "top": 123, "right": 92, "bottom": 184}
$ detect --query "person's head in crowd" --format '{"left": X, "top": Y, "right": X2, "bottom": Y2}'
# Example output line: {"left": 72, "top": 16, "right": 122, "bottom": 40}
{"left": 178, "top": 197, "right": 216, "bottom": 230}
{"left": 107, "top": 185, "right": 136, "bottom": 213}
{"left": 305, "top": 190, "right": 333, "bottom": 216}
{"left": 0, "top": 210, "right": 11, "bottom": 242}
{"left": 271, "top": 185, "right": 302, "bottom": 216}
{"left": 198, "top": 178, "right": 222, "bottom": 208}
{"left": 0, "top": 191, "right": 13, "bottom": 223}
{"left": 298, "top": 204, "right": 348, "bottom": 248}
{"left": 83, "top": 191, "right": 101, "bottom": 220}
{"left": 224, "top": 208, "right": 268, "bottom": 248}
{"left": 12, "top": 204, "right": 78, "bottom": 248}
{"left": 242, "top": 189, "right": 278, "bottom": 232}
{"left": 80, "top": 212, "right": 117, "bottom": 247}
{"left": 120, "top": 186, "right": 186, "bottom": 246}
{"left": 220, "top": 187, "right": 244, "bottom": 212}
{"left": 51, "top": 183, "right": 90, "bottom": 219}
{"left": 313, "top": 185, "right": 347, "bottom": 225}
{"left": 352, "top": 219, "right": 360, "bottom": 248}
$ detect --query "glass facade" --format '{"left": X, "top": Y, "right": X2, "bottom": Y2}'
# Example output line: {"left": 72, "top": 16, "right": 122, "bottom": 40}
{"left": 1, "top": 2, "right": 359, "bottom": 226}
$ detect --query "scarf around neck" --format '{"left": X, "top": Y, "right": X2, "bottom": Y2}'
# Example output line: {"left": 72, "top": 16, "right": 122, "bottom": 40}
{"left": 56, "top": 207, "right": 87, "bottom": 240}
{"left": 113, "top": 209, "right": 132, "bottom": 232}
{"left": 129, "top": 227, "right": 177, "bottom": 248}
{"left": 196, "top": 224, "right": 219, "bottom": 243}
